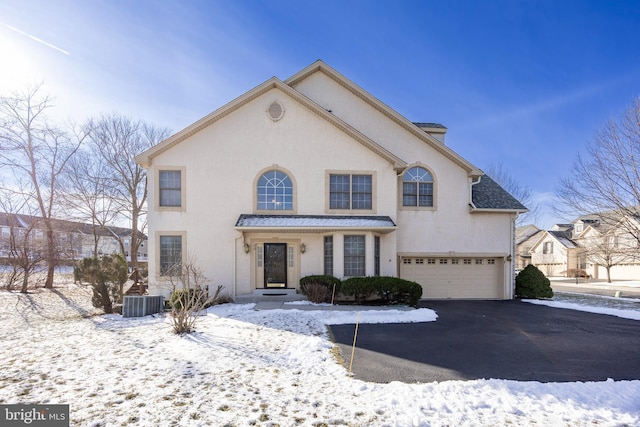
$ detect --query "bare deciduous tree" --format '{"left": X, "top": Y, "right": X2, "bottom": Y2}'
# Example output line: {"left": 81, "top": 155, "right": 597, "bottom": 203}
{"left": 556, "top": 96, "right": 640, "bottom": 242}
{"left": 60, "top": 147, "right": 119, "bottom": 259}
{"left": 485, "top": 162, "right": 539, "bottom": 226}
{"left": 164, "top": 254, "right": 224, "bottom": 334}
{"left": 84, "top": 114, "right": 170, "bottom": 268}
{"left": 0, "top": 189, "right": 46, "bottom": 292}
{"left": 0, "top": 84, "right": 82, "bottom": 288}
{"left": 578, "top": 230, "right": 637, "bottom": 283}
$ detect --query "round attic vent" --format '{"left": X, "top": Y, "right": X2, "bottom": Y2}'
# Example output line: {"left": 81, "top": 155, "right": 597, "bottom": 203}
{"left": 267, "top": 101, "right": 284, "bottom": 121}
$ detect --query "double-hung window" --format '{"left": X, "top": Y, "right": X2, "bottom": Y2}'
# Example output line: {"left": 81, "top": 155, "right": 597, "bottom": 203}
{"left": 160, "top": 235, "right": 182, "bottom": 275}
{"left": 159, "top": 170, "right": 182, "bottom": 207}
{"left": 330, "top": 174, "right": 372, "bottom": 210}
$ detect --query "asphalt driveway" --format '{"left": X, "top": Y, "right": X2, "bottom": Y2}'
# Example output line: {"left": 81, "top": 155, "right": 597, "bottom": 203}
{"left": 328, "top": 300, "right": 640, "bottom": 383}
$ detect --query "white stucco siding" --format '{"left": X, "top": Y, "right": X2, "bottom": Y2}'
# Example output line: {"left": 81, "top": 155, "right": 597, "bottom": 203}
{"left": 291, "top": 72, "right": 466, "bottom": 173}
{"left": 397, "top": 211, "right": 513, "bottom": 254}
{"left": 146, "top": 87, "right": 400, "bottom": 296}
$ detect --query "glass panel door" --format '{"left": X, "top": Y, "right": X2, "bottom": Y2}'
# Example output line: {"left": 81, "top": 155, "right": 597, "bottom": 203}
{"left": 264, "top": 243, "right": 287, "bottom": 288}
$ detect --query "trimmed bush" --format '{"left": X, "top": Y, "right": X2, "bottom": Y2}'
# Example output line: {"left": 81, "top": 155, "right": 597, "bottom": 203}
{"left": 341, "top": 276, "right": 422, "bottom": 307}
{"left": 340, "top": 277, "right": 373, "bottom": 302}
{"left": 300, "top": 275, "right": 342, "bottom": 302}
{"left": 516, "top": 264, "right": 553, "bottom": 299}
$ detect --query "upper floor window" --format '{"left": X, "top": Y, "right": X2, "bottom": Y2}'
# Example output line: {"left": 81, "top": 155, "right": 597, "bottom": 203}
{"left": 543, "top": 241, "right": 553, "bottom": 254}
{"left": 330, "top": 174, "right": 372, "bottom": 210}
{"left": 159, "top": 170, "right": 182, "bottom": 207}
{"left": 257, "top": 170, "right": 293, "bottom": 210}
{"left": 402, "top": 166, "right": 433, "bottom": 207}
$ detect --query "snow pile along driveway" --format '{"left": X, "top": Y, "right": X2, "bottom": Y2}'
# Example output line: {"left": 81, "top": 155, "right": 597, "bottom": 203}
{"left": 0, "top": 286, "right": 638, "bottom": 426}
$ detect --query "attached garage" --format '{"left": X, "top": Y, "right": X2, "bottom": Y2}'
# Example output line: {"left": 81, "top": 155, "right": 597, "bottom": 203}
{"left": 400, "top": 256, "right": 505, "bottom": 299}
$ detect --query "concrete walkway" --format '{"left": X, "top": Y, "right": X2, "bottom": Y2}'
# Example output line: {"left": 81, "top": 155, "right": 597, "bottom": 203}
{"left": 252, "top": 301, "right": 413, "bottom": 311}
{"left": 232, "top": 293, "right": 413, "bottom": 311}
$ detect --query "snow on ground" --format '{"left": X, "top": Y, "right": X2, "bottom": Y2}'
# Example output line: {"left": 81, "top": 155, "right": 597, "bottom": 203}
{"left": 0, "top": 285, "right": 639, "bottom": 426}
{"left": 524, "top": 293, "right": 640, "bottom": 321}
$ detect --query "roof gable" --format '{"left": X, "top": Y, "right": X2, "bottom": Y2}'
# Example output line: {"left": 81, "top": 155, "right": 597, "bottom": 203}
{"left": 285, "top": 61, "right": 483, "bottom": 176}
{"left": 136, "top": 71, "right": 406, "bottom": 170}
{"left": 549, "top": 230, "right": 578, "bottom": 248}
{"left": 516, "top": 224, "right": 542, "bottom": 245}
{"left": 530, "top": 230, "right": 577, "bottom": 252}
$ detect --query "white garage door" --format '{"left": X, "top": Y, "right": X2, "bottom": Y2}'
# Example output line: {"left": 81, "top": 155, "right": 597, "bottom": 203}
{"left": 400, "top": 256, "right": 503, "bottom": 299}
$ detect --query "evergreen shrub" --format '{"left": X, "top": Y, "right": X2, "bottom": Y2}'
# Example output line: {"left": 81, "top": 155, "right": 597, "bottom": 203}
{"left": 341, "top": 276, "right": 422, "bottom": 307}
{"left": 75, "top": 254, "right": 128, "bottom": 313}
{"left": 515, "top": 264, "right": 554, "bottom": 299}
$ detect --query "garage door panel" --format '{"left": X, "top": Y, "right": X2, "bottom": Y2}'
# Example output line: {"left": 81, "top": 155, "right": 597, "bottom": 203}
{"left": 400, "top": 257, "right": 503, "bottom": 299}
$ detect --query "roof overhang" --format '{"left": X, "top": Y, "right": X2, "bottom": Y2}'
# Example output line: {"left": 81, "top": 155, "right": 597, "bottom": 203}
{"left": 469, "top": 207, "right": 528, "bottom": 214}
{"left": 235, "top": 214, "right": 397, "bottom": 234}
{"left": 135, "top": 73, "right": 407, "bottom": 171}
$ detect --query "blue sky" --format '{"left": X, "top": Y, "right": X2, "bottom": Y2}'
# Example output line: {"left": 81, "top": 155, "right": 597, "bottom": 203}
{"left": 1, "top": 0, "right": 639, "bottom": 228}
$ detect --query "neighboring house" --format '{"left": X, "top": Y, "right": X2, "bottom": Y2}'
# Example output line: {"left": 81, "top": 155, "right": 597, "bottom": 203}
{"left": 530, "top": 213, "right": 640, "bottom": 280}
{"left": 135, "top": 61, "right": 526, "bottom": 300}
{"left": 530, "top": 226, "right": 578, "bottom": 277}
{"left": 0, "top": 212, "right": 147, "bottom": 264}
{"left": 515, "top": 224, "right": 543, "bottom": 270}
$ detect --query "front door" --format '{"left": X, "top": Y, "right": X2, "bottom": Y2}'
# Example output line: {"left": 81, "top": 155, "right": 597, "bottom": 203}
{"left": 264, "top": 243, "right": 287, "bottom": 288}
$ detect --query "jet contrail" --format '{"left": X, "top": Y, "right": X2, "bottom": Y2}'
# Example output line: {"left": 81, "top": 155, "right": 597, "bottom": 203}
{"left": 3, "top": 23, "right": 70, "bottom": 55}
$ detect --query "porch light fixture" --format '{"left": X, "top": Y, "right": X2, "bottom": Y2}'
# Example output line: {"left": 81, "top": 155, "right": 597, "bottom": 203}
{"left": 300, "top": 243, "right": 306, "bottom": 254}
{"left": 244, "top": 243, "right": 250, "bottom": 253}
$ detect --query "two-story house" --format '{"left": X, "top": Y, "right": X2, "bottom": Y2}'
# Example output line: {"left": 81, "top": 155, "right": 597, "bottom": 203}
{"left": 515, "top": 224, "right": 543, "bottom": 270}
{"left": 135, "top": 61, "right": 526, "bottom": 300}
{"left": 530, "top": 212, "right": 640, "bottom": 280}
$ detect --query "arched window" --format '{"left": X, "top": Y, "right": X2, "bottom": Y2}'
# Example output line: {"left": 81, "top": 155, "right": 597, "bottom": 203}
{"left": 403, "top": 166, "right": 433, "bottom": 207}
{"left": 257, "top": 170, "right": 293, "bottom": 210}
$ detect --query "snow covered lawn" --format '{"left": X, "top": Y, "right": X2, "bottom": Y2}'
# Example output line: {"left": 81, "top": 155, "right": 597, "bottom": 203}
{"left": 1, "top": 285, "right": 639, "bottom": 426}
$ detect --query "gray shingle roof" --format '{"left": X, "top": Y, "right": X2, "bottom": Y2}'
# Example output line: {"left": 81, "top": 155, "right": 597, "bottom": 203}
{"left": 471, "top": 175, "right": 528, "bottom": 211}
{"left": 235, "top": 214, "right": 396, "bottom": 229}
{"left": 548, "top": 230, "right": 578, "bottom": 248}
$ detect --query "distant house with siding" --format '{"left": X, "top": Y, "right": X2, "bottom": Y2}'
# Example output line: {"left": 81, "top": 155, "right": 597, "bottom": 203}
{"left": 0, "top": 212, "right": 147, "bottom": 264}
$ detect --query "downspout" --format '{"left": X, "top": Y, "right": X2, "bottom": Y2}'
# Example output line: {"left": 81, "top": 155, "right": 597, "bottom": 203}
{"left": 233, "top": 232, "right": 244, "bottom": 298}
{"left": 469, "top": 175, "right": 481, "bottom": 210}
{"left": 510, "top": 214, "right": 517, "bottom": 299}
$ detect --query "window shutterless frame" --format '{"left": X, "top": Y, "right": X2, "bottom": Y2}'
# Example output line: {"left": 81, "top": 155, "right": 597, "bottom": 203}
{"left": 156, "top": 167, "right": 186, "bottom": 211}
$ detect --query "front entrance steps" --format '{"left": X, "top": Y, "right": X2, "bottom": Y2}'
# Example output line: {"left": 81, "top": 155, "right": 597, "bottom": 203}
{"left": 256, "top": 288, "right": 298, "bottom": 296}
{"left": 234, "top": 288, "right": 307, "bottom": 304}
